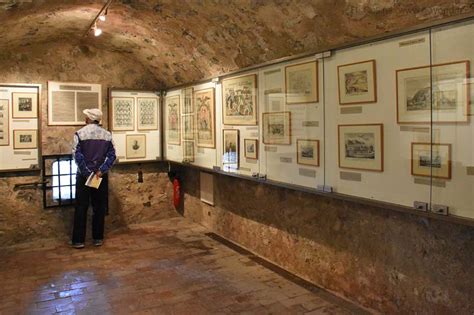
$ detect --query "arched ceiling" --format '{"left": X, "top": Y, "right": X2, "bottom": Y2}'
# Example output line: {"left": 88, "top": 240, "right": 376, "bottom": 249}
{"left": 0, "top": 0, "right": 473, "bottom": 88}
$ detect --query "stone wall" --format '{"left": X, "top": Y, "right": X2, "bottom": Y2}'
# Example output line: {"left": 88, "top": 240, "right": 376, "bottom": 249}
{"left": 179, "top": 166, "right": 474, "bottom": 314}
{"left": 0, "top": 42, "right": 178, "bottom": 247}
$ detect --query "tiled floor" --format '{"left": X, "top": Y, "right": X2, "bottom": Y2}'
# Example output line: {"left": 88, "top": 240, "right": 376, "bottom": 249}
{"left": 0, "top": 217, "right": 367, "bottom": 315}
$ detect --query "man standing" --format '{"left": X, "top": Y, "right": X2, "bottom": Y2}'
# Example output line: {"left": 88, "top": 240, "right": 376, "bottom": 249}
{"left": 71, "top": 109, "right": 116, "bottom": 248}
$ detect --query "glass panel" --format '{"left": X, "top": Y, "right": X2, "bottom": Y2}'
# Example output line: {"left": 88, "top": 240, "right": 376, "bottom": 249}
{"left": 430, "top": 21, "right": 474, "bottom": 219}
{"left": 323, "top": 30, "right": 432, "bottom": 207}
{"left": 260, "top": 57, "right": 323, "bottom": 188}
{"left": 220, "top": 73, "right": 260, "bottom": 177}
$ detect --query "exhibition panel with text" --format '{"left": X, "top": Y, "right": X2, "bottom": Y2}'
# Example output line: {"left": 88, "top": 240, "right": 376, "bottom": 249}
{"left": 162, "top": 18, "right": 474, "bottom": 221}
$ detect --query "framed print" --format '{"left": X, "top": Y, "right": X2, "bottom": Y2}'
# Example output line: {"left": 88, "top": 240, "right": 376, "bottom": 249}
{"left": 12, "top": 92, "right": 38, "bottom": 118}
{"left": 411, "top": 143, "right": 451, "bottom": 179}
{"left": 48, "top": 81, "right": 101, "bottom": 125}
{"left": 126, "top": 134, "right": 146, "bottom": 159}
{"left": 285, "top": 61, "right": 318, "bottom": 104}
{"left": 222, "top": 74, "right": 257, "bottom": 125}
{"left": 338, "top": 124, "right": 383, "bottom": 172}
{"left": 396, "top": 61, "right": 469, "bottom": 124}
{"left": 166, "top": 95, "right": 180, "bottom": 145}
{"left": 183, "top": 114, "right": 194, "bottom": 140}
{"left": 137, "top": 97, "right": 159, "bottom": 130}
{"left": 0, "top": 99, "right": 9, "bottom": 146}
{"left": 244, "top": 139, "right": 258, "bottom": 160}
{"left": 183, "top": 87, "right": 194, "bottom": 114}
{"left": 13, "top": 129, "right": 37, "bottom": 149}
{"left": 111, "top": 97, "right": 134, "bottom": 131}
{"left": 195, "top": 88, "right": 215, "bottom": 148}
{"left": 262, "top": 111, "right": 291, "bottom": 145}
{"left": 297, "top": 139, "right": 320, "bottom": 167}
{"left": 222, "top": 129, "right": 239, "bottom": 169}
{"left": 183, "top": 140, "right": 195, "bottom": 162}
{"left": 338, "top": 60, "right": 377, "bottom": 105}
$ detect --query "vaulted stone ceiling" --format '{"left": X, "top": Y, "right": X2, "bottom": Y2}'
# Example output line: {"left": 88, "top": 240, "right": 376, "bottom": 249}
{"left": 0, "top": 0, "right": 473, "bottom": 88}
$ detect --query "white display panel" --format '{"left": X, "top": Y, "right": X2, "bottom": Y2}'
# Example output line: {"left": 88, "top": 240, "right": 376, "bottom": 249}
{"left": 109, "top": 90, "right": 161, "bottom": 163}
{"left": 324, "top": 31, "right": 432, "bottom": 208}
{"left": 259, "top": 57, "right": 324, "bottom": 189}
{"left": 0, "top": 84, "right": 40, "bottom": 171}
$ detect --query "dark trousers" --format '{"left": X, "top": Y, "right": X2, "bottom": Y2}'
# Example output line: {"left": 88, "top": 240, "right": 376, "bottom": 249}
{"left": 72, "top": 173, "right": 108, "bottom": 244}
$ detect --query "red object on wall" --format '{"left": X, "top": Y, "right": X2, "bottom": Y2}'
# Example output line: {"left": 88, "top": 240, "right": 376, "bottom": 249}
{"left": 173, "top": 178, "right": 180, "bottom": 209}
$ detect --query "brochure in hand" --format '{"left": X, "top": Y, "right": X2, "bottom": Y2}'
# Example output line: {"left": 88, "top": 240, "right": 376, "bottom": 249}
{"left": 85, "top": 172, "right": 102, "bottom": 189}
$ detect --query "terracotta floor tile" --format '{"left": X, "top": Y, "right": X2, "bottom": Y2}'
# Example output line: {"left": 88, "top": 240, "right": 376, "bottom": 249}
{"left": 0, "top": 217, "right": 364, "bottom": 315}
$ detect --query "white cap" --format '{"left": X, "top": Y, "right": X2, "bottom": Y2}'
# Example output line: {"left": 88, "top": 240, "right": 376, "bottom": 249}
{"left": 83, "top": 108, "right": 103, "bottom": 121}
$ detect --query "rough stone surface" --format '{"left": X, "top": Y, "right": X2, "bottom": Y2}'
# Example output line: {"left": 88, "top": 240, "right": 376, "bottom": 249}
{"left": 0, "top": 0, "right": 472, "bottom": 87}
{"left": 0, "top": 42, "right": 176, "bottom": 247}
{"left": 179, "top": 167, "right": 474, "bottom": 314}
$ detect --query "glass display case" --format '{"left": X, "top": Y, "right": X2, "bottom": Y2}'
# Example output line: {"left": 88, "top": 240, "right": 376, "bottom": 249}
{"left": 163, "top": 17, "right": 474, "bottom": 221}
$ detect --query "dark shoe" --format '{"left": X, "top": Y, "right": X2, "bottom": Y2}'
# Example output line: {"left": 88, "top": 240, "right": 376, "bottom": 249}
{"left": 71, "top": 243, "right": 85, "bottom": 249}
{"left": 93, "top": 239, "right": 103, "bottom": 247}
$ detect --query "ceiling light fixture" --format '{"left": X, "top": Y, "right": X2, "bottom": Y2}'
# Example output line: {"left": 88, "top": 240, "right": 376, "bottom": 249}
{"left": 84, "top": 0, "right": 113, "bottom": 38}
{"left": 98, "top": 9, "right": 107, "bottom": 21}
{"left": 94, "top": 23, "right": 102, "bottom": 37}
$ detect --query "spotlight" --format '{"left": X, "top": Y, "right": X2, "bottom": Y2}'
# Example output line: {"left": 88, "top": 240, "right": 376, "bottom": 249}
{"left": 93, "top": 24, "right": 102, "bottom": 37}
{"left": 99, "top": 8, "right": 108, "bottom": 21}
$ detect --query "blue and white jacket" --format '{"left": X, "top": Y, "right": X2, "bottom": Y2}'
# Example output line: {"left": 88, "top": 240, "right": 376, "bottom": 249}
{"left": 72, "top": 123, "right": 116, "bottom": 176}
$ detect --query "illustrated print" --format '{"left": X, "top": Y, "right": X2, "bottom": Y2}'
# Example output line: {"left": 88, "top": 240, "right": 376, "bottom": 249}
{"left": 195, "top": 89, "right": 215, "bottom": 148}
{"left": 168, "top": 103, "right": 178, "bottom": 131}
{"left": 20, "top": 134, "right": 32, "bottom": 143}
{"left": 223, "top": 130, "right": 239, "bottom": 167}
{"left": 184, "top": 88, "right": 193, "bottom": 114}
{"left": 114, "top": 99, "right": 133, "bottom": 128}
{"left": 132, "top": 140, "right": 140, "bottom": 151}
{"left": 166, "top": 96, "right": 180, "bottom": 144}
{"left": 139, "top": 99, "right": 157, "bottom": 126}
{"left": 225, "top": 85, "right": 253, "bottom": 117}
{"left": 301, "top": 145, "right": 314, "bottom": 158}
{"left": 18, "top": 98, "right": 32, "bottom": 111}
{"left": 345, "top": 70, "right": 368, "bottom": 95}
{"left": 288, "top": 69, "right": 312, "bottom": 96}
{"left": 126, "top": 134, "right": 146, "bottom": 159}
{"left": 262, "top": 112, "right": 291, "bottom": 145}
{"left": 222, "top": 75, "right": 257, "bottom": 125}
{"left": 247, "top": 143, "right": 255, "bottom": 153}
{"left": 197, "top": 95, "right": 211, "bottom": 138}
{"left": 344, "top": 133, "right": 375, "bottom": 160}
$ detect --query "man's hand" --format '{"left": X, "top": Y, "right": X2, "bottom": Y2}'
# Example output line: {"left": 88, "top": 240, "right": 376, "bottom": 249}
{"left": 95, "top": 171, "right": 103, "bottom": 179}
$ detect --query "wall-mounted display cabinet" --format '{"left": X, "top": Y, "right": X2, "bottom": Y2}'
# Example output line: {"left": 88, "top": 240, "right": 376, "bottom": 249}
{"left": 109, "top": 89, "right": 161, "bottom": 163}
{"left": 163, "top": 19, "right": 474, "bottom": 221}
{"left": 0, "top": 84, "right": 41, "bottom": 172}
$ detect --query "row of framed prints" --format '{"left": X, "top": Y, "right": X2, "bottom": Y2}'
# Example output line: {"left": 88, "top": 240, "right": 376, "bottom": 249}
{"left": 338, "top": 124, "right": 452, "bottom": 179}
{"left": 111, "top": 97, "right": 159, "bottom": 131}
{"left": 223, "top": 129, "right": 320, "bottom": 169}
{"left": 222, "top": 121, "right": 451, "bottom": 179}
{"left": 220, "top": 61, "right": 318, "bottom": 126}
{"left": 1, "top": 129, "right": 38, "bottom": 149}
{"left": 166, "top": 88, "right": 216, "bottom": 148}
{"left": 0, "top": 95, "right": 38, "bottom": 147}
{"left": 168, "top": 59, "right": 469, "bottom": 158}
